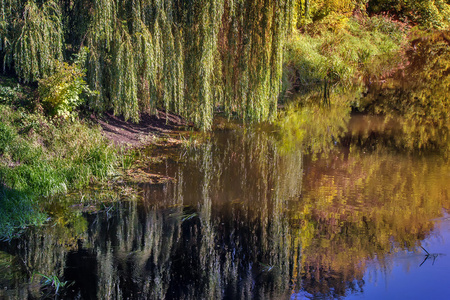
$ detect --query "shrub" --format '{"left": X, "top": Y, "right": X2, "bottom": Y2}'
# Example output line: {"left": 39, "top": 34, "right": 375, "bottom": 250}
{"left": 38, "top": 49, "right": 93, "bottom": 119}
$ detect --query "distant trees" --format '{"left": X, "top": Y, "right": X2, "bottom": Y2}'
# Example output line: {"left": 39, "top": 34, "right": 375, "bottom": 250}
{"left": 293, "top": 0, "right": 450, "bottom": 28}
{"left": 367, "top": 0, "right": 450, "bottom": 27}
{"left": 293, "top": 0, "right": 369, "bottom": 26}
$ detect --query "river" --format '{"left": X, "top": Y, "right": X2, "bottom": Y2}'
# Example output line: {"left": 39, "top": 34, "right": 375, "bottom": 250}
{"left": 1, "top": 109, "right": 449, "bottom": 299}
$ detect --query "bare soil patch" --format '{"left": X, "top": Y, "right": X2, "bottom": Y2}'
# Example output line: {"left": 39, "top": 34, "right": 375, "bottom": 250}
{"left": 94, "top": 110, "right": 190, "bottom": 148}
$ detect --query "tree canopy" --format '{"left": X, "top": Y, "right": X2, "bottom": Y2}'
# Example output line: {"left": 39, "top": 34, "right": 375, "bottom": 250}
{"left": 0, "top": 0, "right": 293, "bottom": 129}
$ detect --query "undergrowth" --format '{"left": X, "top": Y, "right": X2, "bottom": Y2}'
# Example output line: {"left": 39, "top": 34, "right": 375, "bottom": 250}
{"left": 0, "top": 76, "right": 119, "bottom": 240}
{"left": 283, "top": 13, "right": 408, "bottom": 97}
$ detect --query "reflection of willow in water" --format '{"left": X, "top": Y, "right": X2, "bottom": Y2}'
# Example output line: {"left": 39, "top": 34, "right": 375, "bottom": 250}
{"left": 73, "top": 130, "right": 305, "bottom": 299}
{"left": 3, "top": 124, "right": 450, "bottom": 299}
{"left": 276, "top": 98, "right": 351, "bottom": 157}
{"left": 0, "top": 222, "right": 85, "bottom": 299}
{"left": 0, "top": 194, "right": 89, "bottom": 299}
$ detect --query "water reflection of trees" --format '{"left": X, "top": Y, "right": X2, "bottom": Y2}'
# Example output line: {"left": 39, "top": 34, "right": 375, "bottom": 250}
{"left": 276, "top": 99, "right": 351, "bottom": 157}
{"left": 361, "top": 30, "right": 450, "bottom": 153}
{"left": 1, "top": 126, "right": 450, "bottom": 299}
{"left": 0, "top": 223, "right": 83, "bottom": 299}
{"left": 67, "top": 130, "right": 305, "bottom": 299}
{"left": 291, "top": 149, "right": 450, "bottom": 297}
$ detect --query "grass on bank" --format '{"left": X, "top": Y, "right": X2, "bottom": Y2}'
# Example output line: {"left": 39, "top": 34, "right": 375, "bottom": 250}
{"left": 283, "top": 13, "right": 408, "bottom": 96}
{"left": 0, "top": 77, "right": 119, "bottom": 240}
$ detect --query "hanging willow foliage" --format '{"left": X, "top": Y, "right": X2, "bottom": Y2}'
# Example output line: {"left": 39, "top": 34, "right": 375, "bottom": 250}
{"left": 0, "top": 0, "right": 293, "bottom": 129}
{"left": 85, "top": 0, "right": 183, "bottom": 122}
{"left": 220, "top": 0, "right": 294, "bottom": 123}
{"left": 1, "top": 0, "right": 63, "bottom": 82}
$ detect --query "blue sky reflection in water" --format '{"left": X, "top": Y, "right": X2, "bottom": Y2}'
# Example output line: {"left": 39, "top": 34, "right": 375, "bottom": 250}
{"left": 1, "top": 114, "right": 450, "bottom": 299}
{"left": 346, "top": 215, "right": 450, "bottom": 300}
{"left": 292, "top": 215, "right": 450, "bottom": 300}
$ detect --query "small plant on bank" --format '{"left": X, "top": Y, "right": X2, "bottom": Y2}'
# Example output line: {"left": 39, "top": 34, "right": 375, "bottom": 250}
{"left": 38, "top": 48, "right": 94, "bottom": 119}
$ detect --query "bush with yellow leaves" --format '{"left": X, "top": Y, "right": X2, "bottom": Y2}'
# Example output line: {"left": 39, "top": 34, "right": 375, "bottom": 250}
{"left": 38, "top": 48, "right": 93, "bottom": 119}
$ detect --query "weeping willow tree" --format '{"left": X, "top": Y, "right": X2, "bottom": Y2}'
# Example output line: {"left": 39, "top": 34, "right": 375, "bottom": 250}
{"left": 220, "top": 0, "right": 293, "bottom": 122}
{"left": 0, "top": 0, "right": 63, "bottom": 82}
{"left": 0, "top": 0, "right": 293, "bottom": 129}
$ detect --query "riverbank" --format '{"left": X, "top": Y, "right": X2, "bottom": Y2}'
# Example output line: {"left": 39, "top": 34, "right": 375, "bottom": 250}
{"left": 95, "top": 110, "right": 188, "bottom": 148}
{"left": 0, "top": 76, "right": 190, "bottom": 240}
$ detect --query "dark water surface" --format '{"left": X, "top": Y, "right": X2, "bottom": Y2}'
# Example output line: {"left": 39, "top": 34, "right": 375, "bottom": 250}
{"left": 1, "top": 116, "right": 450, "bottom": 299}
